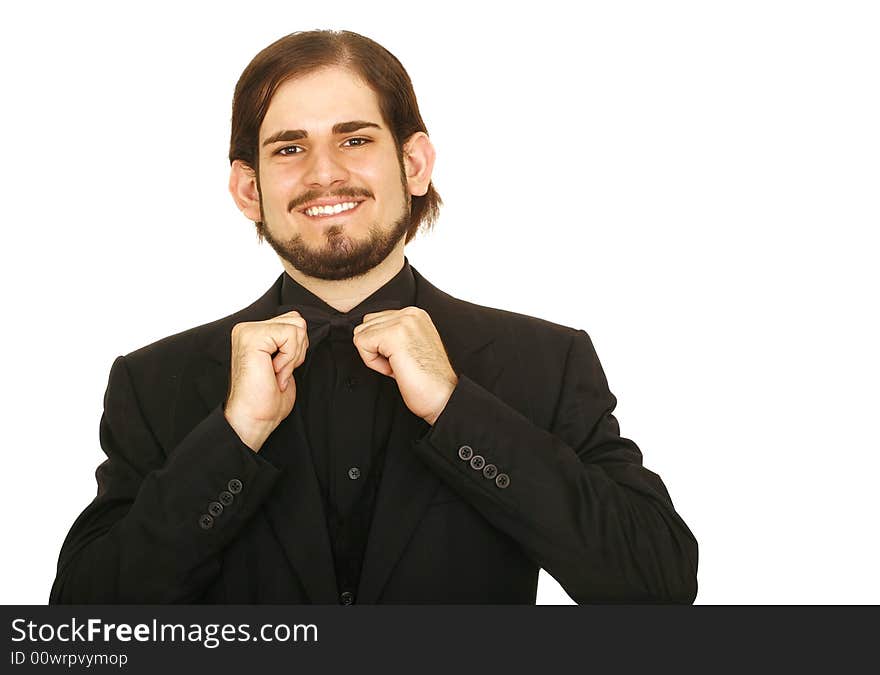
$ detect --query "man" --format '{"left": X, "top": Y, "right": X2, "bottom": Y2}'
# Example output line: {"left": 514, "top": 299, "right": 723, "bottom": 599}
{"left": 50, "top": 30, "right": 698, "bottom": 604}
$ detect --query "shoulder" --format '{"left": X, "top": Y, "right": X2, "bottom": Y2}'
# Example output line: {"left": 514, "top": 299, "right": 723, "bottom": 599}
{"left": 118, "top": 275, "right": 284, "bottom": 383}
{"left": 415, "top": 268, "right": 584, "bottom": 355}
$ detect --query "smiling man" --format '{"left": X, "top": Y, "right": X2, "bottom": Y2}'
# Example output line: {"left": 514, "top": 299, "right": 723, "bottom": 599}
{"left": 50, "top": 30, "right": 699, "bottom": 605}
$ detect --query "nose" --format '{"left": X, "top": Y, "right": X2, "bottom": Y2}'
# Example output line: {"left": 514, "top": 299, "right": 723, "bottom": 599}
{"left": 301, "top": 143, "right": 350, "bottom": 188}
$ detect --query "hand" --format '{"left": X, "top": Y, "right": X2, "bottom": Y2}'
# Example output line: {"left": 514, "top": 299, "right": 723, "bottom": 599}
{"left": 223, "top": 310, "right": 309, "bottom": 452}
{"left": 352, "top": 307, "right": 458, "bottom": 425}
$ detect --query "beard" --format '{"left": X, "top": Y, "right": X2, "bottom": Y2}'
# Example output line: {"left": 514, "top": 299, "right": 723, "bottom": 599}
{"left": 260, "top": 205, "right": 411, "bottom": 281}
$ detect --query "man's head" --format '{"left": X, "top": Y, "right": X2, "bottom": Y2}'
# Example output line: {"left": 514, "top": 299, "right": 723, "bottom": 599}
{"left": 228, "top": 30, "right": 440, "bottom": 281}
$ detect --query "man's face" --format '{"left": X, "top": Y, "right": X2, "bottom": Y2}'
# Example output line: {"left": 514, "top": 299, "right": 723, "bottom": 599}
{"left": 254, "top": 66, "right": 411, "bottom": 281}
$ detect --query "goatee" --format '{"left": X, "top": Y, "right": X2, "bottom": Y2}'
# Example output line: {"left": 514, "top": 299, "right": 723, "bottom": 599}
{"left": 260, "top": 208, "right": 411, "bottom": 281}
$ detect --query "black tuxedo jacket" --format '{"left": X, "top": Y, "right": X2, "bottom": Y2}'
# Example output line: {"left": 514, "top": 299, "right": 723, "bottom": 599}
{"left": 50, "top": 266, "right": 698, "bottom": 604}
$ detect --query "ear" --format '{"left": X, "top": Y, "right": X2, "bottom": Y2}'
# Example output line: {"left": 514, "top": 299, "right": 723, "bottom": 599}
{"left": 228, "top": 159, "right": 262, "bottom": 221}
{"left": 401, "top": 132, "right": 436, "bottom": 197}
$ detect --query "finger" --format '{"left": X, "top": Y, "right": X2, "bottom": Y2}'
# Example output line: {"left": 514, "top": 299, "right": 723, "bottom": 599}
{"left": 251, "top": 323, "right": 308, "bottom": 373}
{"left": 352, "top": 330, "right": 395, "bottom": 378}
{"left": 356, "top": 309, "right": 403, "bottom": 329}
{"left": 361, "top": 309, "right": 400, "bottom": 322}
{"left": 273, "top": 309, "right": 305, "bottom": 321}
{"left": 280, "top": 370, "right": 298, "bottom": 393}
{"left": 353, "top": 314, "right": 403, "bottom": 337}
{"left": 272, "top": 325, "right": 309, "bottom": 372}
{"left": 356, "top": 343, "right": 395, "bottom": 378}
{"left": 269, "top": 315, "right": 307, "bottom": 331}
{"left": 275, "top": 329, "right": 310, "bottom": 388}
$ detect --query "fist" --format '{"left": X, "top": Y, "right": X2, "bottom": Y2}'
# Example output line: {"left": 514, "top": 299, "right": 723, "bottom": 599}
{"left": 352, "top": 306, "right": 458, "bottom": 425}
{"left": 223, "top": 310, "right": 309, "bottom": 451}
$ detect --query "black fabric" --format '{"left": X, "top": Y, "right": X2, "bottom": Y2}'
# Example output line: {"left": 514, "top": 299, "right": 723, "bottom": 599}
{"left": 276, "top": 260, "right": 416, "bottom": 600}
{"left": 277, "top": 300, "right": 402, "bottom": 354}
{"left": 49, "top": 262, "right": 699, "bottom": 604}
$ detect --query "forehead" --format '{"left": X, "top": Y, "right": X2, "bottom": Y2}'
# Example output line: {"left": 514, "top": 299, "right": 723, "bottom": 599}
{"left": 260, "top": 66, "right": 384, "bottom": 139}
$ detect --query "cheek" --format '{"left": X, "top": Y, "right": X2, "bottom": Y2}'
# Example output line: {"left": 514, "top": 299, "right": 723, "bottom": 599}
{"left": 356, "top": 159, "right": 406, "bottom": 199}
{"left": 260, "top": 169, "right": 300, "bottom": 208}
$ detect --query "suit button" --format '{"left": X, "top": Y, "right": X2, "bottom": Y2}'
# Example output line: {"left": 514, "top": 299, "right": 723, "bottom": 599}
{"left": 470, "top": 455, "right": 485, "bottom": 470}
{"left": 219, "top": 490, "right": 234, "bottom": 506}
{"left": 208, "top": 501, "right": 224, "bottom": 517}
{"left": 228, "top": 479, "right": 243, "bottom": 494}
{"left": 458, "top": 445, "right": 473, "bottom": 461}
{"left": 348, "top": 467, "right": 361, "bottom": 480}
{"left": 340, "top": 591, "right": 355, "bottom": 605}
{"left": 482, "top": 463, "right": 498, "bottom": 479}
{"left": 495, "top": 473, "right": 510, "bottom": 489}
{"left": 198, "top": 514, "right": 214, "bottom": 530}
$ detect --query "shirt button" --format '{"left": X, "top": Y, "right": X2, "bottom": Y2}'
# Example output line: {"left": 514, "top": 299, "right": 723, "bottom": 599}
{"left": 340, "top": 591, "right": 355, "bottom": 605}
{"left": 228, "top": 479, "right": 243, "bottom": 494}
{"left": 469, "top": 455, "right": 486, "bottom": 471}
{"left": 198, "top": 514, "right": 214, "bottom": 530}
{"left": 345, "top": 376, "right": 358, "bottom": 390}
{"left": 207, "top": 501, "right": 224, "bottom": 517}
{"left": 482, "top": 463, "right": 498, "bottom": 479}
{"left": 348, "top": 467, "right": 361, "bottom": 480}
{"left": 219, "top": 490, "right": 234, "bottom": 506}
{"left": 458, "top": 445, "right": 474, "bottom": 461}
{"left": 495, "top": 473, "right": 511, "bottom": 489}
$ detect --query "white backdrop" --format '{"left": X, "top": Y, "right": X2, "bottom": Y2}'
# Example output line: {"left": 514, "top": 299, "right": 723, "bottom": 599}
{"left": 1, "top": 0, "right": 878, "bottom": 604}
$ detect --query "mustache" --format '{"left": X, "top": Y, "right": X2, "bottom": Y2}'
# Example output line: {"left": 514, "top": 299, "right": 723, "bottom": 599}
{"left": 288, "top": 187, "right": 374, "bottom": 212}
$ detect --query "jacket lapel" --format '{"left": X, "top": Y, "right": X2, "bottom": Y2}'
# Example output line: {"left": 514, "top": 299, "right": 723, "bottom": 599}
{"left": 356, "top": 267, "right": 502, "bottom": 603}
{"left": 257, "top": 402, "right": 339, "bottom": 603}
{"left": 184, "top": 264, "right": 502, "bottom": 604}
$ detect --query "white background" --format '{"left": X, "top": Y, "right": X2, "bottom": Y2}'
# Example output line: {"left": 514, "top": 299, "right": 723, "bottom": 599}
{"left": 1, "top": 0, "right": 877, "bottom": 604}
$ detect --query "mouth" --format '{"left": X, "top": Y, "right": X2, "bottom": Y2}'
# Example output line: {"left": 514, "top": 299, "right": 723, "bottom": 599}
{"left": 297, "top": 200, "right": 365, "bottom": 219}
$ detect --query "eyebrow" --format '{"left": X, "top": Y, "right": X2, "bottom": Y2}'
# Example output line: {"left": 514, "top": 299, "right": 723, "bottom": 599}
{"left": 262, "top": 120, "right": 382, "bottom": 146}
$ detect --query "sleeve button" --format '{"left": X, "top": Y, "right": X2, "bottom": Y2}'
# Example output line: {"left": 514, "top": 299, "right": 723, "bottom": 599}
{"left": 469, "top": 455, "right": 485, "bottom": 471}
{"left": 482, "top": 464, "right": 498, "bottom": 479}
{"left": 495, "top": 473, "right": 510, "bottom": 489}
{"left": 227, "top": 479, "right": 243, "bottom": 494}
{"left": 208, "top": 501, "right": 224, "bottom": 517}
{"left": 198, "top": 514, "right": 214, "bottom": 530}
{"left": 219, "top": 490, "right": 234, "bottom": 506}
{"left": 458, "top": 445, "right": 473, "bottom": 461}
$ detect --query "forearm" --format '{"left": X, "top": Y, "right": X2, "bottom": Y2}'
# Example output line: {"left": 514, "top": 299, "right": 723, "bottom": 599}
{"left": 50, "top": 404, "right": 281, "bottom": 604}
{"left": 413, "top": 373, "right": 698, "bottom": 604}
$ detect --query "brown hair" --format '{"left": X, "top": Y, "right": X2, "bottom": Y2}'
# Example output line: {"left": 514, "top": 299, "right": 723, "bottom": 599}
{"left": 229, "top": 30, "right": 441, "bottom": 243}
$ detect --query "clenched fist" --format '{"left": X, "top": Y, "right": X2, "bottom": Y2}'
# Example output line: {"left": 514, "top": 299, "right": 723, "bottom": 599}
{"left": 223, "top": 310, "right": 309, "bottom": 452}
{"left": 352, "top": 307, "right": 458, "bottom": 425}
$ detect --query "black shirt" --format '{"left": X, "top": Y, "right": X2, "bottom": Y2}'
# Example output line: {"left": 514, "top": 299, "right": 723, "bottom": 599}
{"left": 279, "top": 258, "right": 417, "bottom": 602}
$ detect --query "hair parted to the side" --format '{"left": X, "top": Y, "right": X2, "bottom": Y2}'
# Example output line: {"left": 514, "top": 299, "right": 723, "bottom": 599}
{"left": 229, "top": 30, "right": 441, "bottom": 244}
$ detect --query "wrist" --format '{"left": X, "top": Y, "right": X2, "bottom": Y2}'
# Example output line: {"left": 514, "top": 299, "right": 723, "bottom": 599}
{"left": 223, "top": 406, "right": 276, "bottom": 452}
{"left": 424, "top": 375, "right": 458, "bottom": 426}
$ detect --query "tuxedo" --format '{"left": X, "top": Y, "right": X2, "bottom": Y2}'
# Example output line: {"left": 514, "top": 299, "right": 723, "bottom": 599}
{"left": 50, "top": 263, "right": 698, "bottom": 604}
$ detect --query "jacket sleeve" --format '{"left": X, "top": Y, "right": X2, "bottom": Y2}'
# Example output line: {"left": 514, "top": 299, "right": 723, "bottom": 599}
{"left": 49, "top": 355, "right": 281, "bottom": 603}
{"left": 412, "top": 329, "right": 699, "bottom": 604}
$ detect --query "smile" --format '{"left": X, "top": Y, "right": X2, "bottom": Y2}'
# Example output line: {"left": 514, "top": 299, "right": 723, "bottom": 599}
{"left": 302, "top": 201, "right": 363, "bottom": 217}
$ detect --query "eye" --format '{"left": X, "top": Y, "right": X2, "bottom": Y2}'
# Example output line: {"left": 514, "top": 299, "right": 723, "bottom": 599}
{"left": 343, "top": 137, "right": 371, "bottom": 147}
{"left": 277, "top": 145, "right": 304, "bottom": 156}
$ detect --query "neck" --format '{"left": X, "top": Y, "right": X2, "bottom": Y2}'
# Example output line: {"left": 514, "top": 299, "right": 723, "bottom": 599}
{"left": 280, "top": 242, "right": 406, "bottom": 313}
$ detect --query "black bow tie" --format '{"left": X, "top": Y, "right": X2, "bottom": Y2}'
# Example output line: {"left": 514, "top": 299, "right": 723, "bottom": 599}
{"left": 277, "top": 299, "right": 403, "bottom": 352}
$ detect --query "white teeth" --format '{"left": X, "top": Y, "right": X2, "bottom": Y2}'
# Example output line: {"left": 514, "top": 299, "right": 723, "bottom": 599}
{"left": 304, "top": 201, "right": 359, "bottom": 217}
